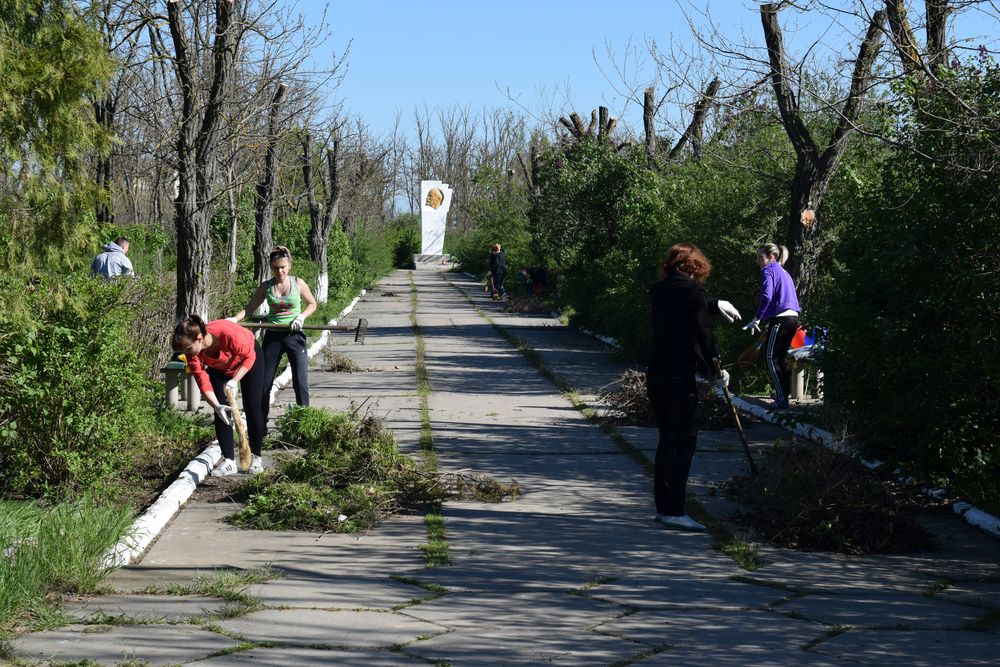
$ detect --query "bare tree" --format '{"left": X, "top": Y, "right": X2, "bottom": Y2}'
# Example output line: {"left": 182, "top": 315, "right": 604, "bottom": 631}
{"left": 302, "top": 128, "right": 341, "bottom": 304}
{"left": 760, "top": 3, "right": 887, "bottom": 303}
{"left": 166, "top": 0, "right": 237, "bottom": 319}
{"left": 252, "top": 82, "right": 287, "bottom": 286}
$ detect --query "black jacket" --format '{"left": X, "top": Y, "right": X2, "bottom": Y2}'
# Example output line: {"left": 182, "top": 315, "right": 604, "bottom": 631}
{"left": 646, "top": 270, "right": 720, "bottom": 377}
{"left": 489, "top": 251, "right": 507, "bottom": 274}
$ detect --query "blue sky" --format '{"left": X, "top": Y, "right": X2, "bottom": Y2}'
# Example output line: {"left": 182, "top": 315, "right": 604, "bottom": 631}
{"left": 306, "top": 1, "right": 999, "bottom": 137}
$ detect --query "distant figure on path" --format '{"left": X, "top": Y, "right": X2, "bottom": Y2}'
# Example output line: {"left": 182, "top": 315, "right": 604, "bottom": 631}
{"left": 646, "top": 243, "right": 731, "bottom": 532}
{"left": 487, "top": 243, "right": 507, "bottom": 299}
{"left": 742, "top": 243, "right": 800, "bottom": 410}
{"left": 172, "top": 315, "right": 267, "bottom": 476}
{"left": 228, "top": 246, "right": 317, "bottom": 425}
{"left": 91, "top": 236, "right": 134, "bottom": 278}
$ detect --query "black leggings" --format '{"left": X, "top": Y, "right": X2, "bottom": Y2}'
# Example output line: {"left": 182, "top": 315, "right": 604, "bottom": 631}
{"left": 261, "top": 329, "right": 310, "bottom": 425}
{"left": 207, "top": 342, "right": 266, "bottom": 460}
{"left": 647, "top": 373, "right": 699, "bottom": 516}
{"left": 764, "top": 315, "right": 799, "bottom": 401}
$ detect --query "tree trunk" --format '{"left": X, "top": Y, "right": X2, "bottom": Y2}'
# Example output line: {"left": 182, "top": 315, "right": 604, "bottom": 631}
{"left": 760, "top": 3, "right": 885, "bottom": 305}
{"left": 253, "top": 83, "right": 287, "bottom": 285}
{"left": 669, "top": 77, "right": 720, "bottom": 161}
{"left": 226, "top": 165, "right": 238, "bottom": 276}
{"left": 925, "top": 0, "right": 951, "bottom": 71}
{"left": 643, "top": 86, "right": 657, "bottom": 167}
{"left": 304, "top": 130, "right": 340, "bottom": 304}
{"left": 94, "top": 95, "right": 114, "bottom": 224}
{"left": 168, "top": 0, "right": 237, "bottom": 320}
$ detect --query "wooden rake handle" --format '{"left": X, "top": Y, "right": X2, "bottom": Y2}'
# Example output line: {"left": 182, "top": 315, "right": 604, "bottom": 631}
{"left": 224, "top": 386, "right": 252, "bottom": 471}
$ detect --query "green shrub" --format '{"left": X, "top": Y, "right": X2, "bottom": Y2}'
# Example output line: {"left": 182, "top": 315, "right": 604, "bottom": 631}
{"left": 350, "top": 223, "right": 394, "bottom": 289}
{"left": 0, "top": 276, "right": 163, "bottom": 499}
{"left": 391, "top": 214, "right": 420, "bottom": 268}
{"left": 823, "top": 64, "right": 1000, "bottom": 513}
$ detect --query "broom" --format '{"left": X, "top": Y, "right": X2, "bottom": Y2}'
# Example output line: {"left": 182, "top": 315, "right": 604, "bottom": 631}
{"left": 224, "top": 386, "right": 252, "bottom": 471}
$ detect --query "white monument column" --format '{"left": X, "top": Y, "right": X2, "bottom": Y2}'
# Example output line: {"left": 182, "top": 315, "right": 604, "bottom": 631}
{"left": 417, "top": 180, "right": 453, "bottom": 262}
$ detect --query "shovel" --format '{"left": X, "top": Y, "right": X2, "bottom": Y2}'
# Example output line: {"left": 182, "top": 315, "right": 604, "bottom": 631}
{"left": 714, "top": 359, "right": 758, "bottom": 477}
{"left": 241, "top": 318, "right": 368, "bottom": 343}
{"left": 224, "top": 386, "right": 252, "bottom": 472}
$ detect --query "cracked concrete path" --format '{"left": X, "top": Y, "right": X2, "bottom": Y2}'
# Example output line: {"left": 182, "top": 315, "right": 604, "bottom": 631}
{"left": 10, "top": 267, "right": 998, "bottom": 666}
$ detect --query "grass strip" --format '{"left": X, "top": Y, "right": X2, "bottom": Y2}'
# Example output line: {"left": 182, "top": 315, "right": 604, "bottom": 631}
{"left": 442, "top": 274, "right": 761, "bottom": 570}
{"left": 410, "top": 273, "right": 449, "bottom": 567}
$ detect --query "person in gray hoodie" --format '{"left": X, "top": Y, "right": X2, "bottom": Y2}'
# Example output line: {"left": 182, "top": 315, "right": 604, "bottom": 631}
{"left": 91, "top": 236, "right": 134, "bottom": 278}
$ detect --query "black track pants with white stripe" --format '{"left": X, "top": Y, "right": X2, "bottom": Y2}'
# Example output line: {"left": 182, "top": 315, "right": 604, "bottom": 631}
{"left": 764, "top": 315, "right": 798, "bottom": 402}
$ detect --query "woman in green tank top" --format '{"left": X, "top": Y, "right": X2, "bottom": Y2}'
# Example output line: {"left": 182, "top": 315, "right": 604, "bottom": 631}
{"left": 229, "top": 246, "right": 317, "bottom": 434}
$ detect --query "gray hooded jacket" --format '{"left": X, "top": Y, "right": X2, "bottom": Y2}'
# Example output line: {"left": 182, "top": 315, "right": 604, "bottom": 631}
{"left": 91, "top": 242, "right": 134, "bottom": 278}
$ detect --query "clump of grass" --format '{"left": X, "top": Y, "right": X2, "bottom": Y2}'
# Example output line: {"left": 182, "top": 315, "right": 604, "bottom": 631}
{"left": 1, "top": 499, "right": 133, "bottom": 634}
{"left": 726, "top": 442, "right": 935, "bottom": 555}
{"left": 322, "top": 342, "right": 362, "bottom": 373}
{"left": 228, "top": 407, "right": 518, "bottom": 533}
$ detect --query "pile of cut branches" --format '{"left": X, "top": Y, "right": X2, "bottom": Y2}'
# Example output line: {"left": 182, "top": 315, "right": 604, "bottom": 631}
{"left": 597, "top": 369, "right": 734, "bottom": 429}
{"left": 499, "top": 295, "right": 551, "bottom": 314}
{"left": 726, "top": 442, "right": 935, "bottom": 554}
{"left": 229, "top": 407, "right": 519, "bottom": 533}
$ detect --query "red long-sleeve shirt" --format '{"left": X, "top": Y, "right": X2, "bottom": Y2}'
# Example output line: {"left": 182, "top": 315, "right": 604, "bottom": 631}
{"left": 187, "top": 320, "right": 256, "bottom": 395}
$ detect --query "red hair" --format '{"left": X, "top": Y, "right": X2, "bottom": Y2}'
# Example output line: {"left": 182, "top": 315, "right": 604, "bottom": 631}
{"left": 662, "top": 243, "right": 711, "bottom": 283}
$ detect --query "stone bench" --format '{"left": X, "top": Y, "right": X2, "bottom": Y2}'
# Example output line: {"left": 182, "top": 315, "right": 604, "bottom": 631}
{"left": 161, "top": 359, "right": 201, "bottom": 411}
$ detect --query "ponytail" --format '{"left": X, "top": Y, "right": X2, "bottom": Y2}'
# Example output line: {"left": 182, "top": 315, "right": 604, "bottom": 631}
{"left": 757, "top": 243, "right": 789, "bottom": 266}
{"left": 172, "top": 314, "right": 207, "bottom": 351}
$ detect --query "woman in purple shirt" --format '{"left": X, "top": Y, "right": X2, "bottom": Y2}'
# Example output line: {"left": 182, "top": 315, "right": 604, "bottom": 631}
{"left": 743, "top": 243, "right": 800, "bottom": 410}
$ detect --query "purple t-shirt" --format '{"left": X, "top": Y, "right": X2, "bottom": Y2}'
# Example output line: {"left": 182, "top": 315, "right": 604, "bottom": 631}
{"left": 755, "top": 261, "right": 800, "bottom": 321}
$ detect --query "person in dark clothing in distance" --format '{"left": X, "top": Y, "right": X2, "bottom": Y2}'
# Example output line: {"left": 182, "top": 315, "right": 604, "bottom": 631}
{"left": 646, "top": 243, "right": 733, "bottom": 531}
{"left": 487, "top": 243, "right": 507, "bottom": 299}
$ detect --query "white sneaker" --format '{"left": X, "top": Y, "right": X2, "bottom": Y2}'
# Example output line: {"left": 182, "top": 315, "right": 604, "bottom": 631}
{"left": 658, "top": 515, "right": 706, "bottom": 532}
{"left": 248, "top": 455, "right": 264, "bottom": 475}
{"left": 212, "top": 458, "right": 238, "bottom": 477}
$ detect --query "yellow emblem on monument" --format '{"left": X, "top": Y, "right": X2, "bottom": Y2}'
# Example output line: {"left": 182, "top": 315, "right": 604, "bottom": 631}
{"left": 425, "top": 188, "right": 444, "bottom": 210}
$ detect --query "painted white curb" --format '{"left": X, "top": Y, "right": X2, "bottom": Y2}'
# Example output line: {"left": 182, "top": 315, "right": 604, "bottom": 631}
{"left": 729, "top": 393, "right": 1000, "bottom": 539}
{"left": 103, "top": 443, "right": 222, "bottom": 568}
{"left": 105, "top": 288, "right": 369, "bottom": 568}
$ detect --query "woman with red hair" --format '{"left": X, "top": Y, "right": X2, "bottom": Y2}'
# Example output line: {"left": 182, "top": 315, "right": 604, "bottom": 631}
{"left": 646, "top": 243, "right": 731, "bottom": 531}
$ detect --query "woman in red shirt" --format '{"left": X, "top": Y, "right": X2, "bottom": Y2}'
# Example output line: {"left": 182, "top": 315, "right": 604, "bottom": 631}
{"left": 172, "top": 315, "right": 267, "bottom": 476}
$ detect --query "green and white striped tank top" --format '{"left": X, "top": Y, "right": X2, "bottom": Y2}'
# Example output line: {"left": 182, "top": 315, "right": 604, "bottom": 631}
{"left": 265, "top": 277, "right": 301, "bottom": 324}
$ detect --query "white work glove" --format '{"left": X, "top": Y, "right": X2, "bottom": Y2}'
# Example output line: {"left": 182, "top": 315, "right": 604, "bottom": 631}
{"left": 225, "top": 316, "right": 239, "bottom": 323}
{"left": 213, "top": 404, "right": 233, "bottom": 426}
{"left": 224, "top": 378, "right": 239, "bottom": 397}
{"left": 717, "top": 300, "right": 742, "bottom": 323}
{"left": 742, "top": 318, "right": 761, "bottom": 335}
{"left": 714, "top": 369, "right": 730, "bottom": 389}
{"left": 290, "top": 315, "right": 305, "bottom": 332}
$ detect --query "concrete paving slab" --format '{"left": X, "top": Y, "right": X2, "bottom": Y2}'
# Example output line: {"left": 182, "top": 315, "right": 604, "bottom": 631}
{"left": 193, "top": 646, "right": 427, "bottom": 666}
{"left": 597, "top": 608, "right": 825, "bottom": 652}
{"left": 217, "top": 608, "right": 443, "bottom": 648}
{"left": 775, "top": 591, "right": 986, "bottom": 629}
{"left": 64, "top": 594, "right": 225, "bottom": 622}
{"left": 403, "top": 625, "right": 642, "bottom": 666}
{"left": 635, "top": 647, "right": 851, "bottom": 666}
{"left": 13, "top": 624, "right": 237, "bottom": 665}
{"left": 812, "top": 629, "right": 1000, "bottom": 666}
{"left": 585, "top": 575, "right": 790, "bottom": 611}
{"left": 398, "top": 590, "right": 622, "bottom": 630}
{"left": 745, "top": 550, "right": 940, "bottom": 595}
{"left": 244, "top": 573, "right": 428, "bottom": 610}
{"left": 933, "top": 581, "right": 1000, "bottom": 610}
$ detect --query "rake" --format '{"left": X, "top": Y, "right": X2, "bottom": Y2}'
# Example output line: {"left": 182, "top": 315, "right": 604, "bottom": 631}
{"left": 241, "top": 318, "right": 368, "bottom": 343}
